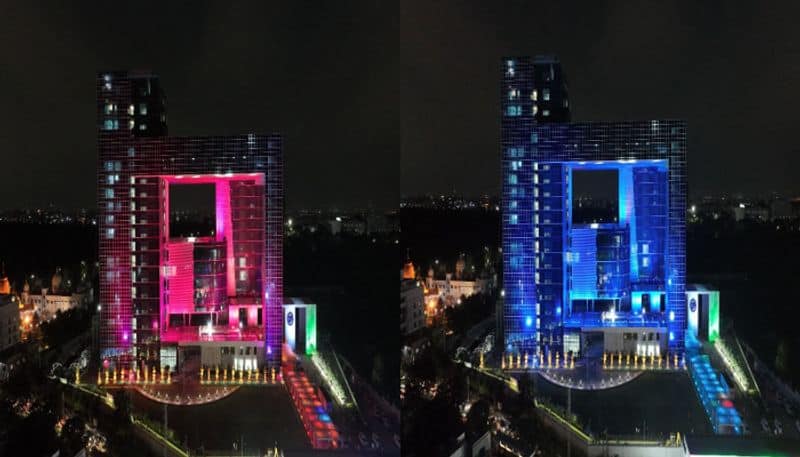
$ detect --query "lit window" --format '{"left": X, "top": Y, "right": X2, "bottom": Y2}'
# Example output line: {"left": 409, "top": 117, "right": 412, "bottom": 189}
{"left": 106, "top": 228, "right": 115, "bottom": 239}
{"left": 506, "top": 105, "right": 521, "bottom": 116}
{"left": 104, "top": 119, "right": 115, "bottom": 130}
{"left": 506, "top": 60, "right": 515, "bottom": 77}
{"left": 104, "top": 188, "right": 114, "bottom": 199}
{"left": 139, "top": 124, "right": 147, "bottom": 131}
{"left": 642, "top": 256, "right": 649, "bottom": 267}
{"left": 531, "top": 90, "right": 537, "bottom": 101}
{"left": 139, "top": 103, "right": 148, "bottom": 115}
{"left": 509, "top": 200, "right": 517, "bottom": 210}
{"left": 128, "top": 105, "right": 135, "bottom": 115}
{"left": 543, "top": 88, "right": 550, "bottom": 101}
{"left": 508, "top": 174, "right": 518, "bottom": 185}
{"left": 532, "top": 104, "right": 538, "bottom": 116}
{"left": 510, "top": 214, "right": 518, "bottom": 225}
{"left": 542, "top": 110, "right": 550, "bottom": 117}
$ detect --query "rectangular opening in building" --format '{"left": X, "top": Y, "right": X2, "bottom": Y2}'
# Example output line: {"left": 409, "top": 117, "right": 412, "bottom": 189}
{"left": 169, "top": 183, "right": 215, "bottom": 238}
{"left": 572, "top": 169, "right": 618, "bottom": 225}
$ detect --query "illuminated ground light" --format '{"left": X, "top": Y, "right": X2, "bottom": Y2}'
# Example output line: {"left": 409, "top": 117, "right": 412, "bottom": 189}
{"left": 714, "top": 339, "right": 757, "bottom": 395}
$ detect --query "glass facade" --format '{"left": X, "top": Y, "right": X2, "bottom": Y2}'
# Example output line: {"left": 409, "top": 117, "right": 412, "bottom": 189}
{"left": 97, "top": 71, "right": 283, "bottom": 370}
{"left": 501, "top": 58, "right": 687, "bottom": 355}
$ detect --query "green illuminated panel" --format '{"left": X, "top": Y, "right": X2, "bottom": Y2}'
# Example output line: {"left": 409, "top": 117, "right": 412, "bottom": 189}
{"left": 708, "top": 291, "right": 720, "bottom": 343}
{"left": 305, "top": 305, "right": 317, "bottom": 355}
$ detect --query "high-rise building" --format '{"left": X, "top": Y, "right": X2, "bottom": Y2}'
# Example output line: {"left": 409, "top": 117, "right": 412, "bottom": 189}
{"left": 97, "top": 71, "right": 283, "bottom": 372}
{"left": 0, "top": 293, "right": 20, "bottom": 352}
{"left": 501, "top": 57, "right": 687, "bottom": 358}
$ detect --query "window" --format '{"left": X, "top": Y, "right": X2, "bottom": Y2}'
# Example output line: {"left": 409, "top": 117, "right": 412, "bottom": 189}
{"left": 104, "top": 188, "right": 114, "bottom": 199}
{"left": 508, "top": 174, "right": 518, "bottom": 185}
{"left": 506, "top": 105, "right": 522, "bottom": 116}
{"left": 508, "top": 89, "right": 519, "bottom": 100}
{"left": 506, "top": 60, "right": 515, "bottom": 77}
{"left": 543, "top": 88, "right": 550, "bottom": 101}
{"left": 139, "top": 124, "right": 147, "bottom": 131}
{"left": 509, "top": 214, "right": 518, "bottom": 225}
{"left": 106, "top": 228, "right": 115, "bottom": 239}
{"left": 509, "top": 200, "right": 517, "bottom": 210}
{"left": 542, "top": 109, "right": 550, "bottom": 117}
{"left": 104, "top": 119, "right": 115, "bottom": 130}
{"left": 511, "top": 160, "right": 521, "bottom": 171}
{"left": 531, "top": 90, "right": 538, "bottom": 101}
{"left": 139, "top": 103, "right": 148, "bottom": 115}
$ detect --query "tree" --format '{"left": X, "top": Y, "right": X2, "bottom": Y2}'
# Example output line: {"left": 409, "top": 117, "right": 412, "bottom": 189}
{"left": 4, "top": 409, "right": 59, "bottom": 456}
{"left": 775, "top": 339, "right": 791, "bottom": 376}
{"left": 60, "top": 415, "right": 87, "bottom": 456}
{"left": 466, "top": 399, "right": 491, "bottom": 438}
{"left": 372, "top": 354, "right": 384, "bottom": 386}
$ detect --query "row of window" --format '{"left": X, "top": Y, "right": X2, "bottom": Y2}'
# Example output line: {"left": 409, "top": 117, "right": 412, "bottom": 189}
{"left": 505, "top": 104, "right": 553, "bottom": 117}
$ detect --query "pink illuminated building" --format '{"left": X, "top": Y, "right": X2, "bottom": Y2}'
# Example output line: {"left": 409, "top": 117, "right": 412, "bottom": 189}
{"left": 97, "top": 71, "right": 282, "bottom": 372}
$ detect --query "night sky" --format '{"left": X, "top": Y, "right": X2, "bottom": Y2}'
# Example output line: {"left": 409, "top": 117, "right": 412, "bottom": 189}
{"left": 0, "top": 1, "right": 398, "bottom": 211}
{"left": 401, "top": 2, "right": 800, "bottom": 199}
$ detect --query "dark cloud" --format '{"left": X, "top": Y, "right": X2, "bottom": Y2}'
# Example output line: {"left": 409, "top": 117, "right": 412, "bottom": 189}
{"left": 0, "top": 1, "right": 398, "bottom": 210}
{"left": 401, "top": 1, "right": 800, "bottom": 198}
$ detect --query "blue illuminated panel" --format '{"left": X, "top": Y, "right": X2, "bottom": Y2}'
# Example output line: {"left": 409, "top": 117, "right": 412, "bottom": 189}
{"left": 502, "top": 116, "right": 687, "bottom": 355}
{"left": 501, "top": 58, "right": 537, "bottom": 352}
{"left": 569, "top": 228, "right": 597, "bottom": 300}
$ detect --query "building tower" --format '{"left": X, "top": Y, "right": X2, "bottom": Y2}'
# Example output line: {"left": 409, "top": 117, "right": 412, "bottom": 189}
{"left": 501, "top": 58, "right": 687, "bottom": 359}
{"left": 500, "top": 56, "right": 571, "bottom": 354}
{"left": 97, "top": 71, "right": 283, "bottom": 372}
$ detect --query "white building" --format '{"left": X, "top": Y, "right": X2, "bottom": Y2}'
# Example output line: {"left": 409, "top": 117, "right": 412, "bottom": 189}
{"left": 426, "top": 272, "right": 486, "bottom": 307}
{"left": 401, "top": 280, "right": 425, "bottom": 336}
{"left": 21, "top": 288, "right": 90, "bottom": 322}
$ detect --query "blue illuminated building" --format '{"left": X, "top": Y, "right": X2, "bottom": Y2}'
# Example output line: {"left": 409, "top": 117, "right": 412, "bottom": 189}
{"left": 501, "top": 56, "right": 687, "bottom": 357}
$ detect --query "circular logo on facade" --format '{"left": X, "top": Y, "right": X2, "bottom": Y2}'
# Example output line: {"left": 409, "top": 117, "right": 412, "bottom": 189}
{"left": 287, "top": 311, "right": 294, "bottom": 326}
{"left": 689, "top": 298, "right": 697, "bottom": 313}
